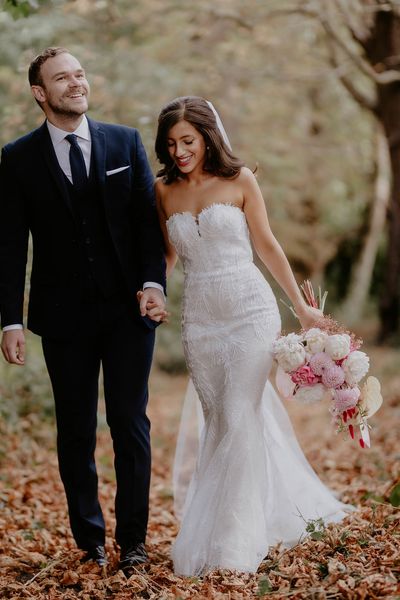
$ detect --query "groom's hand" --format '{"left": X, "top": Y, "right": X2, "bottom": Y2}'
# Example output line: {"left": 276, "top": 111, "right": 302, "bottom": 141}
{"left": 137, "top": 289, "right": 168, "bottom": 323}
{"left": 1, "top": 330, "right": 26, "bottom": 365}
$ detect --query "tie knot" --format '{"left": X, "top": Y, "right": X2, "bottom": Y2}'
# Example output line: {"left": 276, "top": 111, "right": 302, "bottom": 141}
{"left": 65, "top": 133, "right": 79, "bottom": 147}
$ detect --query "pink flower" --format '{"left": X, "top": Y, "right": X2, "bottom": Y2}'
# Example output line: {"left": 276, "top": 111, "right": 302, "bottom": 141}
{"left": 309, "top": 352, "right": 334, "bottom": 376}
{"left": 321, "top": 365, "right": 345, "bottom": 389}
{"left": 291, "top": 364, "right": 321, "bottom": 386}
{"left": 332, "top": 387, "right": 360, "bottom": 414}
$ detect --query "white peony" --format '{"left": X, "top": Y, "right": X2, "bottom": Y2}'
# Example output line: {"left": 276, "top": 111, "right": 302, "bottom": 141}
{"left": 342, "top": 350, "right": 370, "bottom": 385}
{"left": 303, "top": 328, "right": 328, "bottom": 354}
{"left": 273, "top": 333, "right": 303, "bottom": 354}
{"left": 324, "top": 334, "right": 351, "bottom": 361}
{"left": 294, "top": 384, "right": 325, "bottom": 404}
{"left": 273, "top": 333, "right": 306, "bottom": 373}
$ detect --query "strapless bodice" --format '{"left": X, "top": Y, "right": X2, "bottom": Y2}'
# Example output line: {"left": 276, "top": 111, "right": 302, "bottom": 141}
{"left": 166, "top": 203, "right": 253, "bottom": 277}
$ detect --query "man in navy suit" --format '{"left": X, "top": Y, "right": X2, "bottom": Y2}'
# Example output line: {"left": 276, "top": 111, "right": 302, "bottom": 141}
{"left": 0, "top": 47, "right": 166, "bottom": 574}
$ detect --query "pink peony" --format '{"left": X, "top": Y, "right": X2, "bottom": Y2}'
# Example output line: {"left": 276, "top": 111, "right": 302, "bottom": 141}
{"left": 309, "top": 352, "right": 334, "bottom": 376}
{"left": 332, "top": 387, "right": 360, "bottom": 414}
{"left": 321, "top": 364, "right": 345, "bottom": 389}
{"left": 291, "top": 364, "right": 320, "bottom": 386}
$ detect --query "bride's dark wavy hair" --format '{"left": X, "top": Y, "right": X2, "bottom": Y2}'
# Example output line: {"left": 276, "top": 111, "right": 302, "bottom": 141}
{"left": 155, "top": 96, "right": 244, "bottom": 184}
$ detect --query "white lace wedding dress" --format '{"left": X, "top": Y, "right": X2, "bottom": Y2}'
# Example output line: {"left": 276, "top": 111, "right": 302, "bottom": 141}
{"left": 166, "top": 203, "right": 350, "bottom": 576}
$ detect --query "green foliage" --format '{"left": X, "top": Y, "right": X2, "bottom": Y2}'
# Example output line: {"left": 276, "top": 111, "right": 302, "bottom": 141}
{"left": 257, "top": 574, "right": 273, "bottom": 596}
{"left": 0, "top": 0, "right": 47, "bottom": 18}
{"left": 361, "top": 491, "right": 385, "bottom": 503}
{"left": 305, "top": 516, "right": 326, "bottom": 541}
{"left": 317, "top": 562, "right": 329, "bottom": 578}
{"left": 389, "top": 483, "right": 400, "bottom": 507}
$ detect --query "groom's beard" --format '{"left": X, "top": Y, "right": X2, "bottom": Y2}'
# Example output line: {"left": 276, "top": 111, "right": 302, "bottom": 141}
{"left": 46, "top": 91, "right": 89, "bottom": 118}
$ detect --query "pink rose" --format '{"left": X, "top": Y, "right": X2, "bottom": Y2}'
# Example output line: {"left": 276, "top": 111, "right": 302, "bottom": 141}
{"left": 291, "top": 364, "right": 321, "bottom": 386}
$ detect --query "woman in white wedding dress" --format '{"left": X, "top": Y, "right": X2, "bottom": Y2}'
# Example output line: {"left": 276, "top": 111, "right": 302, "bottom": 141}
{"left": 152, "top": 96, "right": 351, "bottom": 576}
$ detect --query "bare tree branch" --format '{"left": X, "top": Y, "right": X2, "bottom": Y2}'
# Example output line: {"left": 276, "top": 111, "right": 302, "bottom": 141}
{"left": 259, "top": 0, "right": 400, "bottom": 85}
{"left": 319, "top": 12, "right": 400, "bottom": 84}
{"left": 327, "top": 41, "right": 378, "bottom": 113}
{"left": 331, "top": 0, "right": 370, "bottom": 46}
{"left": 205, "top": 0, "right": 400, "bottom": 85}
{"left": 206, "top": 8, "right": 253, "bottom": 30}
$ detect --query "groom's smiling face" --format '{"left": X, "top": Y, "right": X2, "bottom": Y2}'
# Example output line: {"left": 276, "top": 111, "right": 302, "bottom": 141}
{"left": 32, "top": 52, "right": 90, "bottom": 119}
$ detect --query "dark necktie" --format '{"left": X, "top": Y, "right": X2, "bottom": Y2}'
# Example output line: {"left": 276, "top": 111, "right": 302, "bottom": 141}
{"left": 65, "top": 133, "right": 88, "bottom": 192}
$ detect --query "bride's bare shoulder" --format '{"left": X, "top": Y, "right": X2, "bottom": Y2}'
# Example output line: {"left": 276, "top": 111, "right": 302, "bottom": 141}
{"left": 155, "top": 177, "right": 181, "bottom": 195}
{"left": 237, "top": 166, "right": 257, "bottom": 184}
{"left": 155, "top": 177, "right": 167, "bottom": 195}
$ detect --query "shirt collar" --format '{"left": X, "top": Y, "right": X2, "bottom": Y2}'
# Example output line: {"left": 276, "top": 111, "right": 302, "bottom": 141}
{"left": 46, "top": 115, "right": 91, "bottom": 145}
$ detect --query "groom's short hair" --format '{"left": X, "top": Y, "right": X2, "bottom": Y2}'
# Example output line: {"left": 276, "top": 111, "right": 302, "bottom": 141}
{"left": 29, "top": 47, "right": 70, "bottom": 87}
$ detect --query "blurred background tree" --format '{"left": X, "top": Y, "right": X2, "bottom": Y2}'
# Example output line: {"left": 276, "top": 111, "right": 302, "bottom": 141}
{"left": 0, "top": 0, "right": 398, "bottom": 376}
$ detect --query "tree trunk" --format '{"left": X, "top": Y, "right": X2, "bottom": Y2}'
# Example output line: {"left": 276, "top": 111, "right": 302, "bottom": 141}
{"left": 339, "top": 126, "right": 390, "bottom": 324}
{"left": 378, "top": 122, "right": 400, "bottom": 341}
{"left": 362, "top": 9, "right": 400, "bottom": 340}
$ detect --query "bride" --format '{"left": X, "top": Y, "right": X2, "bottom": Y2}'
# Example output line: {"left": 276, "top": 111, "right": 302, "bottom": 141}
{"left": 152, "top": 96, "right": 351, "bottom": 576}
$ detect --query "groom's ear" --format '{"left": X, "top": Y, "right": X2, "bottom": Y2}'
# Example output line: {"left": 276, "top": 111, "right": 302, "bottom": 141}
{"left": 31, "top": 85, "right": 46, "bottom": 104}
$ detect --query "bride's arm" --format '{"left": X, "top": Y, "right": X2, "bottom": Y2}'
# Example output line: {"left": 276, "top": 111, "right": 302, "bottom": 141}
{"left": 240, "top": 168, "right": 322, "bottom": 329}
{"left": 155, "top": 179, "right": 178, "bottom": 277}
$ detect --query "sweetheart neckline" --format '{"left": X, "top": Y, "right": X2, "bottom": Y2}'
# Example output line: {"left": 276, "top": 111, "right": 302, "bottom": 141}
{"left": 165, "top": 202, "right": 244, "bottom": 226}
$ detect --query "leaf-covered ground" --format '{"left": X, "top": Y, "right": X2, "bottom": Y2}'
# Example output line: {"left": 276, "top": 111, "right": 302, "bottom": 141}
{"left": 0, "top": 344, "right": 399, "bottom": 599}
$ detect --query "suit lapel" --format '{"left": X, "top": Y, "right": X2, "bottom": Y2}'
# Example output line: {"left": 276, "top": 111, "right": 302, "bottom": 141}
{"left": 38, "top": 122, "right": 73, "bottom": 215}
{"left": 88, "top": 118, "right": 106, "bottom": 197}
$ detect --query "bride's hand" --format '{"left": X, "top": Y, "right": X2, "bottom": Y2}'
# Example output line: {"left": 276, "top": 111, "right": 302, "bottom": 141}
{"left": 296, "top": 304, "right": 324, "bottom": 330}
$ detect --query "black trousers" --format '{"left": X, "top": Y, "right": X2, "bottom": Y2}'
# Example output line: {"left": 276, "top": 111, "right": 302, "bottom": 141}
{"left": 41, "top": 294, "right": 155, "bottom": 552}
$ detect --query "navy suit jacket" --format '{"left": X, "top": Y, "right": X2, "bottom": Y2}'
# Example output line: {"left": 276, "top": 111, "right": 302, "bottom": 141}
{"left": 0, "top": 117, "right": 166, "bottom": 338}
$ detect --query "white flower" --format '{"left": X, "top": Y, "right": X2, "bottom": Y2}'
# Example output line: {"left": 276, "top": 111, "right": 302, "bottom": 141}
{"left": 275, "top": 365, "right": 296, "bottom": 398}
{"left": 272, "top": 333, "right": 303, "bottom": 354}
{"left": 303, "top": 328, "right": 328, "bottom": 354}
{"left": 358, "top": 376, "right": 383, "bottom": 419}
{"left": 273, "top": 333, "right": 306, "bottom": 373}
{"left": 342, "top": 350, "right": 369, "bottom": 385}
{"left": 324, "top": 334, "right": 351, "bottom": 361}
{"left": 276, "top": 348, "right": 306, "bottom": 373}
{"left": 294, "top": 384, "right": 325, "bottom": 404}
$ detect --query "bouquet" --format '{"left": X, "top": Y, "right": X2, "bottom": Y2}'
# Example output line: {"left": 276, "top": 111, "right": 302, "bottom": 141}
{"left": 273, "top": 281, "right": 383, "bottom": 448}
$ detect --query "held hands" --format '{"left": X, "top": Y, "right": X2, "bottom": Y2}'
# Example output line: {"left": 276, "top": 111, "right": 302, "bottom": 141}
{"left": 137, "top": 288, "right": 169, "bottom": 323}
{"left": 1, "top": 330, "right": 26, "bottom": 365}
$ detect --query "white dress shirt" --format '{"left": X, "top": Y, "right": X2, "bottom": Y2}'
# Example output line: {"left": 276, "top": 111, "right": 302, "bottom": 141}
{"left": 3, "top": 117, "right": 163, "bottom": 331}
{"left": 47, "top": 115, "right": 91, "bottom": 181}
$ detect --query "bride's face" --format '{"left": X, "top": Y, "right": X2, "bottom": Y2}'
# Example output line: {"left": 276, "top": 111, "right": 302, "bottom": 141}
{"left": 167, "top": 120, "right": 206, "bottom": 175}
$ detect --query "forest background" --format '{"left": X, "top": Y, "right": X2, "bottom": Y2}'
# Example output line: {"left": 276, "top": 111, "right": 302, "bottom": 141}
{"left": 0, "top": 1, "right": 399, "bottom": 599}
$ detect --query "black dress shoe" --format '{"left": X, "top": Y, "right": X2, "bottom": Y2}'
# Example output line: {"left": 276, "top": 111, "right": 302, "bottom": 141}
{"left": 119, "top": 542, "right": 148, "bottom": 576}
{"left": 81, "top": 545, "right": 108, "bottom": 567}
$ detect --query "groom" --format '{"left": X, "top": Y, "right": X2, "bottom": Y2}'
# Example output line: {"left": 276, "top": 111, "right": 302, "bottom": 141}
{"left": 0, "top": 47, "right": 166, "bottom": 574}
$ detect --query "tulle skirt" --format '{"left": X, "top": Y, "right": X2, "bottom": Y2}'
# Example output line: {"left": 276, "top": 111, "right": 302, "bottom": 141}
{"left": 172, "top": 343, "right": 352, "bottom": 576}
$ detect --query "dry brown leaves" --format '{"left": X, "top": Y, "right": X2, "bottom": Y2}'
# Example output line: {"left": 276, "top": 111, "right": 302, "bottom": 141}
{"left": 0, "top": 366, "right": 399, "bottom": 600}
